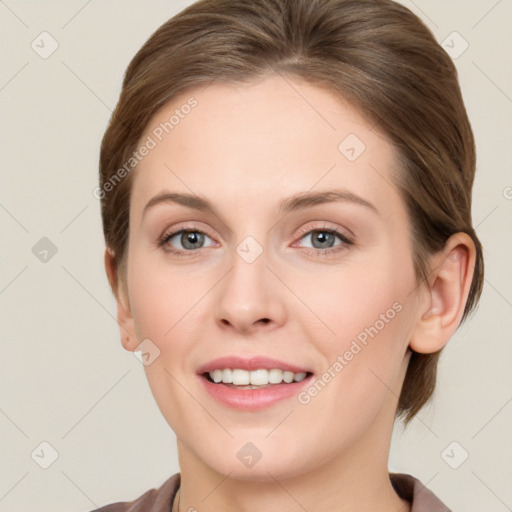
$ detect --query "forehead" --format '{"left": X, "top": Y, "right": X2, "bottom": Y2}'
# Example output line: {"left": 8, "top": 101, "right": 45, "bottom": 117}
{"left": 131, "top": 74, "right": 402, "bottom": 222}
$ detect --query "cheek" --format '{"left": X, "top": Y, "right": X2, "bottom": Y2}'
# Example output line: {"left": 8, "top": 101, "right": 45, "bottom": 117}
{"left": 294, "top": 258, "right": 405, "bottom": 342}
{"left": 301, "top": 252, "right": 414, "bottom": 400}
{"left": 292, "top": 300, "right": 412, "bottom": 456}
{"left": 126, "top": 252, "right": 208, "bottom": 426}
{"left": 127, "top": 251, "right": 209, "bottom": 343}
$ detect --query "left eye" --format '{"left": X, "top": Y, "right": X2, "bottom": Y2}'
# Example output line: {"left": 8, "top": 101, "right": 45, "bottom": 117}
{"left": 298, "top": 229, "right": 348, "bottom": 250}
{"left": 301, "top": 229, "right": 353, "bottom": 254}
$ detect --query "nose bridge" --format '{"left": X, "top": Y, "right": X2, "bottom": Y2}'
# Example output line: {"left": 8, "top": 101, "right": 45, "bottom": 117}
{"left": 214, "top": 234, "right": 285, "bottom": 330}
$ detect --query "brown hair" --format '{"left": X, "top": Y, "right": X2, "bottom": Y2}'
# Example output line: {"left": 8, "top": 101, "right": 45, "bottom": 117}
{"left": 99, "top": 0, "right": 484, "bottom": 425}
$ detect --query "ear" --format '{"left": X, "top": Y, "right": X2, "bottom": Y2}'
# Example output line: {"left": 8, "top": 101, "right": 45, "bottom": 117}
{"left": 409, "top": 233, "right": 476, "bottom": 354}
{"left": 104, "top": 247, "right": 138, "bottom": 352}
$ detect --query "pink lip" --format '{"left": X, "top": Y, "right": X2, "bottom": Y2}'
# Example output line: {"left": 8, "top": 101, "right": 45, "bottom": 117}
{"left": 198, "top": 375, "right": 313, "bottom": 411}
{"left": 196, "top": 356, "right": 313, "bottom": 411}
{"left": 196, "top": 356, "right": 311, "bottom": 375}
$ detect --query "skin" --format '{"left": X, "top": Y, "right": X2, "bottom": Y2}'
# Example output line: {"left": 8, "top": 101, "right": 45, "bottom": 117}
{"left": 105, "top": 73, "right": 476, "bottom": 512}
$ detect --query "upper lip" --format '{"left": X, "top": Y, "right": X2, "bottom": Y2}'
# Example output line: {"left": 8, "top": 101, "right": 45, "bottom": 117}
{"left": 197, "top": 356, "right": 312, "bottom": 375}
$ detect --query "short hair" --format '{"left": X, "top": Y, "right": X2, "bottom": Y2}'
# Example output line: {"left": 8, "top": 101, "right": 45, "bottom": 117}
{"left": 99, "top": 0, "right": 484, "bottom": 425}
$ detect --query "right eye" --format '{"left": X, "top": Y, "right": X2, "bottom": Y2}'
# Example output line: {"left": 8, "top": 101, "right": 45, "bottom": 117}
{"left": 158, "top": 228, "right": 217, "bottom": 255}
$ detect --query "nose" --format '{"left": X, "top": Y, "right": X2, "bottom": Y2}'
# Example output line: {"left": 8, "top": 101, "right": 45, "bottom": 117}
{"left": 214, "top": 244, "right": 287, "bottom": 334}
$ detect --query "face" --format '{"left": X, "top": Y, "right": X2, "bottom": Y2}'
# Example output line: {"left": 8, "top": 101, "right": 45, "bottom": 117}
{"left": 121, "top": 74, "right": 422, "bottom": 480}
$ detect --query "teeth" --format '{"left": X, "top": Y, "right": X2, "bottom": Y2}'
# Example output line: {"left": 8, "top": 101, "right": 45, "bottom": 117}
{"left": 232, "top": 369, "right": 250, "bottom": 385}
{"left": 283, "top": 371, "right": 294, "bottom": 383}
{"left": 249, "top": 369, "right": 268, "bottom": 386}
{"left": 208, "top": 368, "right": 308, "bottom": 385}
{"left": 212, "top": 369, "right": 223, "bottom": 383}
{"left": 268, "top": 369, "right": 283, "bottom": 384}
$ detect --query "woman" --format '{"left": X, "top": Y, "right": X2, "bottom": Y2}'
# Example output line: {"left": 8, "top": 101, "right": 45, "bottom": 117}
{"left": 93, "top": 0, "right": 484, "bottom": 510}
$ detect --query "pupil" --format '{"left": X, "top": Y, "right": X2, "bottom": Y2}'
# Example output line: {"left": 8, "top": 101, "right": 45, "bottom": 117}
{"left": 182, "top": 231, "right": 204, "bottom": 249}
{"left": 314, "top": 231, "right": 333, "bottom": 248}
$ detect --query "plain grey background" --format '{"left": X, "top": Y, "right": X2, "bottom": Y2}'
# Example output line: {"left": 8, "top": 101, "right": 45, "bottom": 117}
{"left": 1, "top": 0, "right": 511, "bottom": 510}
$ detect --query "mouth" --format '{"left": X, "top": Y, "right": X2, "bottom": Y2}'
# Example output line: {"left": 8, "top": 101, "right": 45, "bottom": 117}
{"left": 196, "top": 357, "right": 315, "bottom": 410}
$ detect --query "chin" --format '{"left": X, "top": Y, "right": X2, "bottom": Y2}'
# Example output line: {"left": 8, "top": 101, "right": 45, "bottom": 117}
{"left": 210, "top": 459, "right": 308, "bottom": 482}
{"left": 194, "top": 438, "right": 313, "bottom": 482}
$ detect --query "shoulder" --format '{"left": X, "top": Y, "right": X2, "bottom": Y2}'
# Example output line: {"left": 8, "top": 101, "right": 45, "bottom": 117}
{"left": 390, "top": 472, "right": 452, "bottom": 512}
{"left": 88, "top": 473, "right": 180, "bottom": 512}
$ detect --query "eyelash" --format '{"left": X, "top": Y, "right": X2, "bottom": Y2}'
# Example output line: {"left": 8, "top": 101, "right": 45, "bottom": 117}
{"left": 157, "top": 226, "right": 214, "bottom": 259}
{"left": 157, "top": 224, "right": 354, "bottom": 258}
{"left": 293, "top": 225, "right": 354, "bottom": 257}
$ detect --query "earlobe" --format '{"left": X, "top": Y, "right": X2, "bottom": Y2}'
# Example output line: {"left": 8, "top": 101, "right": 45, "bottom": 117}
{"left": 104, "top": 248, "right": 138, "bottom": 352}
{"left": 409, "top": 233, "right": 476, "bottom": 354}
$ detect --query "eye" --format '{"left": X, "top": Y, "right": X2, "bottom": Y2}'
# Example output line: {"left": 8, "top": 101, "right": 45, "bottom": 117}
{"left": 295, "top": 227, "right": 353, "bottom": 256}
{"left": 158, "top": 228, "right": 216, "bottom": 255}
{"left": 301, "top": 230, "right": 339, "bottom": 249}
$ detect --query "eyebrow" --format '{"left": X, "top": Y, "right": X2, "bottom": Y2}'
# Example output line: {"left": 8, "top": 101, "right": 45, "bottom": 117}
{"left": 142, "top": 188, "right": 379, "bottom": 220}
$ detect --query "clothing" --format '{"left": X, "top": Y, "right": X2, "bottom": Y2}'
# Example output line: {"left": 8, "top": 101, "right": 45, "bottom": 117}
{"left": 90, "top": 472, "right": 451, "bottom": 512}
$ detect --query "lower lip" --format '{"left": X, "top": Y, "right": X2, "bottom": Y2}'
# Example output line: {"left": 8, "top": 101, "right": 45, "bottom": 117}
{"left": 198, "top": 374, "right": 313, "bottom": 411}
